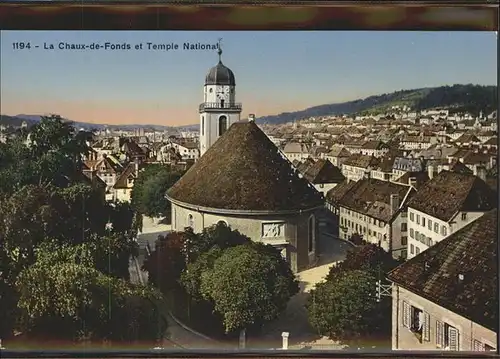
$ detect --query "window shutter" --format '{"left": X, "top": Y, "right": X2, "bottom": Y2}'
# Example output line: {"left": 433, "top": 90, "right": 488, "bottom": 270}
{"left": 423, "top": 312, "right": 430, "bottom": 341}
{"left": 436, "top": 321, "right": 444, "bottom": 348}
{"left": 473, "top": 339, "right": 485, "bottom": 351}
{"left": 448, "top": 327, "right": 459, "bottom": 351}
{"left": 402, "top": 301, "right": 410, "bottom": 328}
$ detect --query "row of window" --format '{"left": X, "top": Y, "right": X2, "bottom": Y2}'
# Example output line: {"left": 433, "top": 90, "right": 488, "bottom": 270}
{"left": 409, "top": 212, "right": 448, "bottom": 236}
{"left": 403, "top": 301, "right": 494, "bottom": 351}
{"left": 340, "top": 208, "right": 385, "bottom": 227}
{"left": 409, "top": 229, "right": 434, "bottom": 247}
{"left": 340, "top": 217, "right": 383, "bottom": 240}
{"left": 410, "top": 243, "right": 420, "bottom": 256}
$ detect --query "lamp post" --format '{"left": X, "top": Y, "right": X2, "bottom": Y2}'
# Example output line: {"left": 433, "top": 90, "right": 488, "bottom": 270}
{"left": 184, "top": 236, "right": 191, "bottom": 322}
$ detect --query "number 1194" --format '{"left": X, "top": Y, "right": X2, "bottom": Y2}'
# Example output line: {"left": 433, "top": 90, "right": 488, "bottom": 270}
{"left": 12, "top": 42, "right": 31, "bottom": 50}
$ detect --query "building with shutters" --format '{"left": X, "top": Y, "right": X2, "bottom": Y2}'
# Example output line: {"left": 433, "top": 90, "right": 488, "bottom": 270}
{"left": 387, "top": 209, "right": 497, "bottom": 352}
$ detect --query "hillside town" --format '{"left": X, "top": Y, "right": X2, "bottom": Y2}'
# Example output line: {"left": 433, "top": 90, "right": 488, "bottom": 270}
{"left": 0, "top": 47, "right": 497, "bottom": 353}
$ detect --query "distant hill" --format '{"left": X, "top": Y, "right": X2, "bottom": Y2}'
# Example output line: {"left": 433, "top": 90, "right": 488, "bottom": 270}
{"left": 2, "top": 84, "right": 496, "bottom": 130}
{"left": 256, "top": 84, "right": 498, "bottom": 125}
{"left": 0, "top": 115, "right": 38, "bottom": 128}
{"left": 0, "top": 114, "right": 191, "bottom": 132}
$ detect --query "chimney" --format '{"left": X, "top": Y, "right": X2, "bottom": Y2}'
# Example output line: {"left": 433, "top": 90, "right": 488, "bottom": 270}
{"left": 248, "top": 114, "right": 255, "bottom": 122}
{"left": 475, "top": 165, "right": 487, "bottom": 182}
{"left": 427, "top": 164, "right": 434, "bottom": 180}
{"left": 408, "top": 176, "right": 417, "bottom": 187}
{"left": 390, "top": 194, "right": 400, "bottom": 215}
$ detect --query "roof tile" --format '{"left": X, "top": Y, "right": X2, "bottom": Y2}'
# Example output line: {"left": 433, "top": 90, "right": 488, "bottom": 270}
{"left": 387, "top": 209, "right": 497, "bottom": 331}
{"left": 167, "top": 121, "right": 324, "bottom": 211}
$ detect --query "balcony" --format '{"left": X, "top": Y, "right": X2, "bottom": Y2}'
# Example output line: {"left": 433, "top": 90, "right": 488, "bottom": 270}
{"left": 199, "top": 102, "right": 242, "bottom": 113}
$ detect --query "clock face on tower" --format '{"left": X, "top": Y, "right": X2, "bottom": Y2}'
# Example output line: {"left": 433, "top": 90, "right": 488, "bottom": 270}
{"left": 216, "top": 87, "right": 230, "bottom": 99}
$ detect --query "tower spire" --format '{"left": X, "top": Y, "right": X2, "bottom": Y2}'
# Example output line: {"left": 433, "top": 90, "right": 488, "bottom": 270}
{"left": 217, "top": 38, "right": 223, "bottom": 63}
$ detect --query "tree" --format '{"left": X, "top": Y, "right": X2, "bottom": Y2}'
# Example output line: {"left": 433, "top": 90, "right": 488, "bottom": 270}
{"left": 15, "top": 243, "right": 166, "bottom": 343}
{"left": 180, "top": 247, "right": 223, "bottom": 300}
{"left": 107, "top": 201, "right": 136, "bottom": 235}
{"left": 130, "top": 163, "right": 184, "bottom": 218}
{"left": 185, "top": 222, "right": 251, "bottom": 263}
{"left": 140, "top": 170, "right": 183, "bottom": 218}
{"left": 326, "top": 243, "right": 402, "bottom": 281}
{"left": 28, "top": 115, "right": 90, "bottom": 162}
{"left": 306, "top": 269, "right": 390, "bottom": 339}
{"left": 88, "top": 233, "right": 138, "bottom": 280}
{"left": 0, "top": 185, "right": 59, "bottom": 284}
{"left": 0, "top": 118, "right": 142, "bottom": 341}
{"left": 199, "top": 243, "right": 299, "bottom": 333}
{"left": 0, "top": 115, "right": 92, "bottom": 194}
{"left": 142, "top": 232, "right": 187, "bottom": 293}
{"left": 306, "top": 243, "right": 401, "bottom": 341}
{"left": 179, "top": 222, "right": 251, "bottom": 299}
{"left": 55, "top": 183, "right": 110, "bottom": 243}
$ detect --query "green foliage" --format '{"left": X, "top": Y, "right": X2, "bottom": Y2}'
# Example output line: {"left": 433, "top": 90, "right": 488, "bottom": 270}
{"left": 186, "top": 222, "right": 251, "bottom": 262}
{"left": 181, "top": 247, "right": 223, "bottom": 300}
{"left": 0, "top": 116, "right": 146, "bottom": 342}
{"left": 0, "top": 115, "right": 92, "bottom": 193}
{"left": 142, "top": 232, "right": 187, "bottom": 293}
{"left": 142, "top": 170, "right": 183, "bottom": 218}
{"left": 107, "top": 201, "right": 136, "bottom": 235}
{"left": 326, "top": 243, "right": 402, "bottom": 281}
{"left": 130, "top": 163, "right": 184, "bottom": 218}
{"left": 144, "top": 223, "right": 297, "bottom": 336}
{"left": 306, "top": 270, "right": 389, "bottom": 339}
{"left": 258, "top": 84, "right": 497, "bottom": 125}
{"left": 179, "top": 222, "right": 251, "bottom": 299}
{"left": 306, "top": 244, "right": 401, "bottom": 340}
{"left": 199, "top": 243, "right": 299, "bottom": 333}
{"left": 15, "top": 244, "right": 166, "bottom": 342}
{"left": 0, "top": 184, "right": 135, "bottom": 282}
{"left": 415, "top": 84, "right": 497, "bottom": 116}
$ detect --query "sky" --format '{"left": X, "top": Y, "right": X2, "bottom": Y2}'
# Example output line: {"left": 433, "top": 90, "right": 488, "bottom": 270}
{"left": 0, "top": 31, "right": 497, "bottom": 126}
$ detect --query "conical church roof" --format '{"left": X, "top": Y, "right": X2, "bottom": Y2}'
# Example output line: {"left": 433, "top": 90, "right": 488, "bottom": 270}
{"left": 167, "top": 121, "right": 324, "bottom": 212}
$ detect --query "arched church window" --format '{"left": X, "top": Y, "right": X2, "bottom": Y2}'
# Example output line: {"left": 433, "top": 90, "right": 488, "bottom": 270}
{"left": 219, "top": 116, "right": 228, "bottom": 136}
{"left": 209, "top": 88, "right": 213, "bottom": 93}
{"left": 201, "top": 116, "right": 205, "bottom": 136}
{"left": 308, "top": 215, "right": 315, "bottom": 253}
{"left": 187, "top": 214, "right": 194, "bottom": 228}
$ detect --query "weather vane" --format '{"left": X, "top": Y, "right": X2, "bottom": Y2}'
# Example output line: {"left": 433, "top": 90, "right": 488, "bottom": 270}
{"left": 217, "top": 38, "right": 223, "bottom": 62}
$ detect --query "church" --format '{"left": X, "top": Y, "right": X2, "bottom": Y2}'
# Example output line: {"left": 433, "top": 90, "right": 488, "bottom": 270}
{"left": 166, "top": 47, "right": 325, "bottom": 273}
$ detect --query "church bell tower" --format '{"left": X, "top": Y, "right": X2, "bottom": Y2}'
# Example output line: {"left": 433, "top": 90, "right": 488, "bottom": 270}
{"left": 199, "top": 39, "right": 242, "bottom": 157}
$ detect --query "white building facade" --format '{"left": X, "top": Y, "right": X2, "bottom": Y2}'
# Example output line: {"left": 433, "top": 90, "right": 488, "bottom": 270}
{"left": 406, "top": 207, "right": 484, "bottom": 259}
